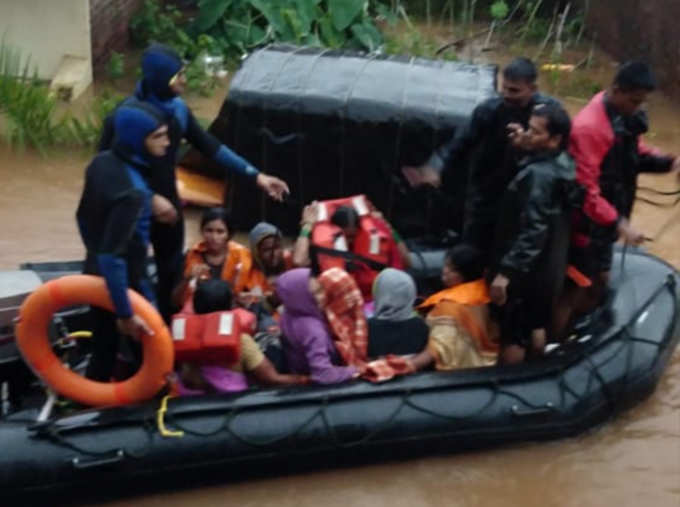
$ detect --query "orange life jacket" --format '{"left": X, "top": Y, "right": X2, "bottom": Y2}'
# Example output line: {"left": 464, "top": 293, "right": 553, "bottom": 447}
{"left": 246, "top": 249, "right": 294, "bottom": 296}
{"left": 171, "top": 310, "right": 254, "bottom": 365}
{"left": 183, "top": 240, "right": 253, "bottom": 295}
{"left": 311, "top": 195, "right": 394, "bottom": 280}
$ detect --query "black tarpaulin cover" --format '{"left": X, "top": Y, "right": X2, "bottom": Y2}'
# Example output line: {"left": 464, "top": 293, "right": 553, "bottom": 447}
{"left": 182, "top": 44, "right": 498, "bottom": 236}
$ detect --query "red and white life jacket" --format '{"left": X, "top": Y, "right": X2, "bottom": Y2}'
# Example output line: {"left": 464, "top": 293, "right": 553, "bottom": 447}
{"left": 170, "top": 308, "right": 256, "bottom": 364}
{"left": 311, "top": 195, "right": 392, "bottom": 296}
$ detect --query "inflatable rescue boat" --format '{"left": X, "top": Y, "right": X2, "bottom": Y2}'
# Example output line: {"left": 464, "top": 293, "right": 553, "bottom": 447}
{"left": 0, "top": 248, "right": 678, "bottom": 497}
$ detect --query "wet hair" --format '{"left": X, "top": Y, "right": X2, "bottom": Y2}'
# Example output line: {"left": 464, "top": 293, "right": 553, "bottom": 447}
{"left": 532, "top": 103, "right": 572, "bottom": 150}
{"left": 330, "top": 206, "right": 360, "bottom": 229}
{"left": 613, "top": 61, "right": 656, "bottom": 92}
{"left": 445, "top": 244, "right": 484, "bottom": 282}
{"left": 503, "top": 57, "right": 537, "bottom": 84}
{"left": 193, "top": 279, "right": 233, "bottom": 314}
{"left": 200, "top": 207, "right": 231, "bottom": 231}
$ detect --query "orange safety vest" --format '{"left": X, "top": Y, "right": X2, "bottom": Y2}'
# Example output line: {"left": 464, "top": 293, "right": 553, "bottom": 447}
{"left": 246, "top": 249, "right": 294, "bottom": 295}
{"left": 311, "top": 195, "right": 398, "bottom": 296}
{"left": 419, "top": 279, "right": 498, "bottom": 353}
{"left": 171, "top": 309, "right": 258, "bottom": 365}
{"left": 184, "top": 240, "right": 253, "bottom": 295}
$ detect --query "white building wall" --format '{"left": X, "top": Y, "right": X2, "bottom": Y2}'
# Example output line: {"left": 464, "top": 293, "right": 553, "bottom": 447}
{"left": 0, "top": 0, "right": 91, "bottom": 82}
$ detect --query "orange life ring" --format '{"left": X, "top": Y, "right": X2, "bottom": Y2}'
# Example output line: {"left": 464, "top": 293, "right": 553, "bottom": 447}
{"left": 16, "top": 275, "right": 174, "bottom": 407}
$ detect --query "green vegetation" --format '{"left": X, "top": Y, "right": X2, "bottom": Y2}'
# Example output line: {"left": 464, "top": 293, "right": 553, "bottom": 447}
{"left": 0, "top": 40, "right": 120, "bottom": 154}
{"left": 544, "top": 69, "right": 603, "bottom": 98}
{"left": 490, "top": 1, "right": 510, "bottom": 20}
{"left": 129, "top": 0, "right": 389, "bottom": 95}
{"left": 65, "top": 90, "right": 123, "bottom": 148}
{"left": 107, "top": 51, "right": 126, "bottom": 81}
{"left": 190, "top": 0, "right": 384, "bottom": 52}
{"left": 0, "top": 0, "right": 597, "bottom": 154}
{"left": 390, "top": 0, "right": 586, "bottom": 48}
{"left": 383, "top": 29, "right": 457, "bottom": 60}
{"left": 0, "top": 42, "right": 61, "bottom": 152}
{"left": 126, "top": 1, "right": 590, "bottom": 86}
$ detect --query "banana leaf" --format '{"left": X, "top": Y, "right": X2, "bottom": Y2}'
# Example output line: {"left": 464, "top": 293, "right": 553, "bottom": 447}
{"left": 194, "top": 0, "right": 233, "bottom": 32}
{"left": 319, "top": 13, "right": 347, "bottom": 47}
{"left": 350, "top": 20, "right": 382, "bottom": 50}
{"left": 328, "top": 0, "right": 365, "bottom": 31}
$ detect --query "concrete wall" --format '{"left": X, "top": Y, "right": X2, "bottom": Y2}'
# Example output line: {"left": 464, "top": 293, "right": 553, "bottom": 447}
{"left": 90, "top": 0, "right": 145, "bottom": 69}
{"left": 0, "top": 0, "right": 91, "bottom": 80}
{"left": 587, "top": 0, "right": 680, "bottom": 100}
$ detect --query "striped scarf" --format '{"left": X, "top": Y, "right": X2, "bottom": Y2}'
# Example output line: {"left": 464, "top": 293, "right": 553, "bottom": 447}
{"left": 318, "top": 268, "right": 413, "bottom": 382}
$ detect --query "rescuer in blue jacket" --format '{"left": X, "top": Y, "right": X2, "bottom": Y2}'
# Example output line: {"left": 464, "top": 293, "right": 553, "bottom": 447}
{"left": 78, "top": 100, "right": 170, "bottom": 381}
{"left": 99, "top": 44, "right": 290, "bottom": 321}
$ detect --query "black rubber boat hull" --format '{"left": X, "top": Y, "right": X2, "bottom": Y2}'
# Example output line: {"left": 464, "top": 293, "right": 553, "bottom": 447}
{"left": 1, "top": 249, "right": 678, "bottom": 497}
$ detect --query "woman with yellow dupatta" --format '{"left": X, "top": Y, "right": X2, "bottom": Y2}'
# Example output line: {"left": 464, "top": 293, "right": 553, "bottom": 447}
{"left": 410, "top": 244, "right": 499, "bottom": 371}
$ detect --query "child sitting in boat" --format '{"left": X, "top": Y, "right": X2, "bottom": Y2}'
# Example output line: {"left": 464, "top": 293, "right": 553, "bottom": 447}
{"left": 176, "top": 279, "right": 308, "bottom": 394}
{"left": 172, "top": 207, "right": 252, "bottom": 309}
{"left": 409, "top": 244, "right": 499, "bottom": 371}
{"left": 367, "top": 268, "right": 429, "bottom": 358}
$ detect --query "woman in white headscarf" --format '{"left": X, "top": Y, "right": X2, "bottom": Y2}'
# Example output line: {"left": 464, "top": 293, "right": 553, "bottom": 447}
{"left": 367, "top": 268, "right": 429, "bottom": 358}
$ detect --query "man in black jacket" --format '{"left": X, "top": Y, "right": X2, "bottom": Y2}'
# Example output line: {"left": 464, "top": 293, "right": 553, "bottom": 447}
{"left": 405, "top": 58, "right": 558, "bottom": 256}
{"left": 99, "top": 44, "right": 290, "bottom": 321}
{"left": 488, "top": 103, "right": 582, "bottom": 364}
{"left": 78, "top": 100, "right": 170, "bottom": 381}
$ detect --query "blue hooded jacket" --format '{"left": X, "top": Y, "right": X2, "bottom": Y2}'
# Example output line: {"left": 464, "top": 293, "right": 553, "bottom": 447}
{"left": 98, "top": 44, "right": 259, "bottom": 208}
{"left": 77, "top": 100, "right": 166, "bottom": 316}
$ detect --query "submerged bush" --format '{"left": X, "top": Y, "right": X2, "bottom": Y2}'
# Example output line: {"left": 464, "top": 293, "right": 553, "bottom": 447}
{"left": 128, "top": 0, "right": 390, "bottom": 96}
{"left": 63, "top": 90, "right": 123, "bottom": 148}
{"left": 0, "top": 41, "right": 62, "bottom": 153}
{"left": 131, "top": 0, "right": 386, "bottom": 58}
{"left": 107, "top": 51, "right": 126, "bottom": 81}
{"left": 0, "top": 40, "right": 120, "bottom": 153}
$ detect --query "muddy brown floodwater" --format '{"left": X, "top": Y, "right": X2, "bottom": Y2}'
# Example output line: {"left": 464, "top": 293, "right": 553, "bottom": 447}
{"left": 1, "top": 57, "right": 679, "bottom": 506}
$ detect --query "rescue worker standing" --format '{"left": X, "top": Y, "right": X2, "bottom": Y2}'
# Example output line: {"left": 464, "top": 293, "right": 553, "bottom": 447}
{"left": 404, "top": 58, "right": 558, "bottom": 256}
{"left": 99, "top": 44, "right": 290, "bottom": 321}
{"left": 557, "top": 62, "right": 680, "bottom": 333}
{"left": 78, "top": 100, "right": 170, "bottom": 381}
{"left": 488, "top": 103, "right": 582, "bottom": 364}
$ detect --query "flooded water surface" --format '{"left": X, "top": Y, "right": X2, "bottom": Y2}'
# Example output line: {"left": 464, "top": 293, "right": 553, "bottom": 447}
{"left": 1, "top": 51, "right": 679, "bottom": 507}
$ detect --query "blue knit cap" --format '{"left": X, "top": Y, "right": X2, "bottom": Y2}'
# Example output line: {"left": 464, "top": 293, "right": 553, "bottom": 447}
{"left": 141, "top": 43, "right": 183, "bottom": 99}
{"left": 113, "top": 100, "right": 165, "bottom": 160}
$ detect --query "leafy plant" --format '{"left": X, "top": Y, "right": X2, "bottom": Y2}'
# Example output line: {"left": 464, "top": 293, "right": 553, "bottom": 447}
{"left": 544, "top": 67, "right": 602, "bottom": 98}
{"left": 490, "top": 1, "right": 509, "bottom": 20}
{"left": 131, "top": 0, "right": 386, "bottom": 60}
{"left": 130, "top": 0, "right": 193, "bottom": 52}
{"left": 63, "top": 89, "right": 123, "bottom": 148}
{"left": 383, "top": 28, "right": 457, "bottom": 60}
{"left": 375, "top": 2, "right": 399, "bottom": 26}
{"left": 517, "top": 0, "right": 545, "bottom": 44}
{"left": 131, "top": 1, "right": 219, "bottom": 94}
{"left": 0, "top": 40, "right": 60, "bottom": 153}
{"left": 107, "top": 51, "right": 125, "bottom": 81}
{"left": 0, "top": 39, "right": 122, "bottom": 153}
{"left": 184, "top": 57, "right": 219, "bottom": 96}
